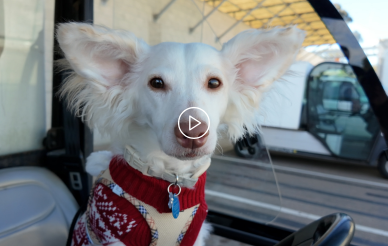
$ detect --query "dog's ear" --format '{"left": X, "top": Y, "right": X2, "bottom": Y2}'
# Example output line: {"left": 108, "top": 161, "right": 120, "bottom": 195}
{"left": 56, "top": 22, "right": 149, "bottom": 86}
{"left": 56, "top": 23, "right": 149, "bottom": 133}
{"left": 221, "top": 26, "right": 305, "bottom": 141}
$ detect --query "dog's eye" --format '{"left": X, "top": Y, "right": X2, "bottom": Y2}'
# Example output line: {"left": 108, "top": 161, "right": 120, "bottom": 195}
{"left": 208, "top": 78, "right": 221, "bottom": 89}
{"left": 150, "top": 78, "right": 164, "bottom": 89}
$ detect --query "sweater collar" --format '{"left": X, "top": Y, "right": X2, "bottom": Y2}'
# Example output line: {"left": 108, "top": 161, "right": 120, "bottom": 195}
{"left": 123, "top": 145, "right": 210, "bottom": 188}
{"left": 109, "top": 156, "right": 207, "bottom": 213}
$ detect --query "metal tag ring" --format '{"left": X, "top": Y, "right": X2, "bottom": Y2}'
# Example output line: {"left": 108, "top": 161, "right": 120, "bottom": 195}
{"left": 175, "top": 174, "right": 179, "bottom": 184}
{"left": 167, "top": 183, "right": 181, "bottom": 196}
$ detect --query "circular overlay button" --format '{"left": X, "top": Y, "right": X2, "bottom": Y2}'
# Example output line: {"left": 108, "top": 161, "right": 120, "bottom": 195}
{"left": 177, "top": 107, "right": 210, "bottom": 140}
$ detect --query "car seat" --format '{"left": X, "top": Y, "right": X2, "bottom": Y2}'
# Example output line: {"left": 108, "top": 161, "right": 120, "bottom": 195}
{"left": 0, "top": 166, "right": 78, "bottom": 246}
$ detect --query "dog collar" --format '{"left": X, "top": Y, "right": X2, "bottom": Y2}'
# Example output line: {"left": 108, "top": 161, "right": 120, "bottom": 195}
{"left": 123, "top": 145, "right": 210, "bottom": 187}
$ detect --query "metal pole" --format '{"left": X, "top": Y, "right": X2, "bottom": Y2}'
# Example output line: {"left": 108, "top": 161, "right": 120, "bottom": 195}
{"left": 245, "top": 11, "right": 314, "bottom": 24}
{"left": 225, "top": 0, "right": 304, "bottom": 15}
{"left": 216, "top": 1, "right": 264, "bottom": 42}
{"left": 154, "top": 0, "right": 177, "bottom": 22}
{"left": 189, "top": 0, "right": 227, "bottom": 33}
{"left": 262, "top": 3, "right": 290, "bottom": 27}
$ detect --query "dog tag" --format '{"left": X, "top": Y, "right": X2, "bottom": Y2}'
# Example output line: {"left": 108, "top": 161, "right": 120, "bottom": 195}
{"left": 168, "top": 192, "right": 180, "bottom": 219}
{"left": 167, "top": 181, "right": 181, "bottom": 219}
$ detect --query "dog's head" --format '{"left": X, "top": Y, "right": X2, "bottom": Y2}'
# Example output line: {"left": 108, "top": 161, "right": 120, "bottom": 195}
{"left": 57, "top": 23, "right": 304, "bottom": 160}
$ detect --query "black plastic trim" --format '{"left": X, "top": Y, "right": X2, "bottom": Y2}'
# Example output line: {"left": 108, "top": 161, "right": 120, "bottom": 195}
{"left": 207, "top": 211, "right": 293, "bottom": 242}
{"left": 48, "top": 0, "right": 94, "bottom": 206}
{"left": 0, "top": 150, "right": 45, "bottom": 169}
{"left": 211, "top": 224, "right": 278, "bottom": 246}
{"left": 208, "top": 210, "right": 358, "bottom": 246}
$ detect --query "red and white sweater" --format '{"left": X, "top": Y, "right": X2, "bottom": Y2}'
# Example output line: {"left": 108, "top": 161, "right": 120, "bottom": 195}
{"left": 71, "top": 156, "right": 208, "bottom": 246}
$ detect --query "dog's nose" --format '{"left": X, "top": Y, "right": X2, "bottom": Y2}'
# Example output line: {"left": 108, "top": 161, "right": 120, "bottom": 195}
{"left": 174, "top": 122, "right": 209, "bottom": 149}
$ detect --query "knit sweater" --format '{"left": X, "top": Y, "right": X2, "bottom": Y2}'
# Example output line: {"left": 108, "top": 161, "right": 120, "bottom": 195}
{"left": 71, "top": 156, "right": 208, "bottom": 246}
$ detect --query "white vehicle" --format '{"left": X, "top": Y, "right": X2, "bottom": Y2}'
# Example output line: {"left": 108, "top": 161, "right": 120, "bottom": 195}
{"left": 235, "top": 62, "right": 388, "bottom": 178}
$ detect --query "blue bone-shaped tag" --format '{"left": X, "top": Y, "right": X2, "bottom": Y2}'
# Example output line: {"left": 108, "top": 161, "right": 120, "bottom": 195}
{"left": 168, "top": 192, "right": 180, "bottom": 219}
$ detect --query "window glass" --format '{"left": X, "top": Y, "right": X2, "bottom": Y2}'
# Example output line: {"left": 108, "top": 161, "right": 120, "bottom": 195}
{"left": 93, "top": 1, "right": 388, "bottom": 245}
{"left": 0, "top": 0, "right": 48, "bottom": 155}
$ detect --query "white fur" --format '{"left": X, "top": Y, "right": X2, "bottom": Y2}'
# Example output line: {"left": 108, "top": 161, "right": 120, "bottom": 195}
{"left": 193, "top": 221, "right": 213, "bottom": 246}
{"left": 85, "top": 150, "right": 113, "bottom": 176}
{"left": 57, "top": 22, "right": 304, "bottom": 245}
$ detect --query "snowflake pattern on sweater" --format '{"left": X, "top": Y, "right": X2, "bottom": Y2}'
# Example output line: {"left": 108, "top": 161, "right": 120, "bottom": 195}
{"left": 89, "top": 185, "right": 137, "bottom": 243}
{"left": 72, "top": 183, "right": 151, "bottom": 246}
{"left": 72, "top": 214, "right": 89, "bottom": 246}
{"left": 100, "top": 178, "right": 159, "bottom": 246}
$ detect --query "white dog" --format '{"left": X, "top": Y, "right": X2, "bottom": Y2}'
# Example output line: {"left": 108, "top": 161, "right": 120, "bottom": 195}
{"left": 57, "top": 23, "right": 304, "bottom": 246}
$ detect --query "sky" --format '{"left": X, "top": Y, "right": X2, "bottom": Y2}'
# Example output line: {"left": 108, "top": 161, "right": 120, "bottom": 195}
{"left": 330, "top": 0, "right": 388, "bottom": 47}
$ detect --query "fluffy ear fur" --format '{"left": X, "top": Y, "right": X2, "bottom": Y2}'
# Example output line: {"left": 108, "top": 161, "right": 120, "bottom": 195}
{"left": 221, "top": 26, "right": 305, "bottom": 141}
{"left": 56, "top": 23, "right": 149, "bottom": 133}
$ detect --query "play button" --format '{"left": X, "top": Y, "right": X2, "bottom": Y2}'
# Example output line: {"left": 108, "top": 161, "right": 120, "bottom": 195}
{"left": 178, "top": 107, "right": 210, "bottom": 140}
{"left": 189, "top": 116, "right": 201, "bottom": 131}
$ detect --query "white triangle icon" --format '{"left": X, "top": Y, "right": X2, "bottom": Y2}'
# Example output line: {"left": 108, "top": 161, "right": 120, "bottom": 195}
{"left": 189, "top": 115, "right": 201, "bottom": 131}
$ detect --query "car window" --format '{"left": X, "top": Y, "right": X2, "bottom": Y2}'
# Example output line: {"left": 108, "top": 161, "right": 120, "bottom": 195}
{"left": 0, "top": 0, "right": 53, "bottom": 156}
{"left": 91, "top": 2, "right": 388, "bottom": 245}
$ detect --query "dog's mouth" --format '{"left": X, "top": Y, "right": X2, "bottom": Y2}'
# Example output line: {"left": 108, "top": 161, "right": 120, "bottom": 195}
{"left": 170, "top": 149, "right": 209, "bottom": 160}
{"left": 185, "top": 152, "right": 197, "bottom": 158}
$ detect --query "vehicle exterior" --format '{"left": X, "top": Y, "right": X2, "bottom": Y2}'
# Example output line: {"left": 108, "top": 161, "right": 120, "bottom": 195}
{"left": 0, "top": 0, "right": 387, "bottom": 246}
{"left": 236, "top": 61, "right": 388, "bottom": 178}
